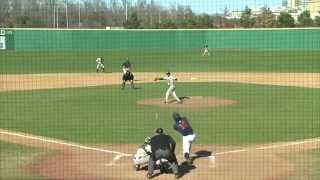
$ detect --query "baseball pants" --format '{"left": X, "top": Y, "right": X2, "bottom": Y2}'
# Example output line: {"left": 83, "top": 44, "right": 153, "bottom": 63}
{"left": 183, "top": 134, "right": 196, "bottom": 155}
{"left": 148, "top": 149, "right": 179, "bottom": 176}
{"left": 165, "top": 86, "right": 181, "bottom": 103}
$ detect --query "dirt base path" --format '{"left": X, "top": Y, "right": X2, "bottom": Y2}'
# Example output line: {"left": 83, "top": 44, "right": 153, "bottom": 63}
{"left": 1, "top": 72, "right": 320, "bottom": 92}
{"left": 1, "top": 129, "right": 319, "bottom": 180}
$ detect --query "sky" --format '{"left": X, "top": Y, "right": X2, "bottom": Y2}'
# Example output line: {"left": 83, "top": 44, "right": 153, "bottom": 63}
{"left": 152, "top": 0, "right": 283, "bottom": 14}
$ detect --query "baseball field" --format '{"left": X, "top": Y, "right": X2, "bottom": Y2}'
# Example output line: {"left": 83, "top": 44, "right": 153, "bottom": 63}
{"left": 0, "top": 29, "right": 320, "bottom": 179}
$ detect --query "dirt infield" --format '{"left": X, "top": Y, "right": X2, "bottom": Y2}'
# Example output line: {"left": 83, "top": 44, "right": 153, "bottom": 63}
{"left": 137, "top": 96, "right": 238, "bottom": 109}
{"left": 1, "top": 129, "right": 319, "bottom": 180}
{"left": 1, "top": 72, "right": 320, "bottom": 92}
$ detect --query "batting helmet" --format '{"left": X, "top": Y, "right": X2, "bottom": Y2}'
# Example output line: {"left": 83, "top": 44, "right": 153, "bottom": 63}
{"left": 172, "top": 112, "right": 181, "bottom": 121}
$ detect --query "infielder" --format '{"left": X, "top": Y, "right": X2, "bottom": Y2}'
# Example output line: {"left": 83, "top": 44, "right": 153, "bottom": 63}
{"left": 95, "top": 57, "right": 105, "bottom": 73}
{"left": 172, "top": 112, "right": 196, "bottom": 164}
{"left": 154, "top": 72, "right": 182, "bottom": 104}
{"left": 121, "top": 57, "right": 131, "bottom": 74}
{"left": 202, "top": 44, "right": 211, "bottom": 56}
{"left": 121, "top": 58, "right": 134, "bottom": 89}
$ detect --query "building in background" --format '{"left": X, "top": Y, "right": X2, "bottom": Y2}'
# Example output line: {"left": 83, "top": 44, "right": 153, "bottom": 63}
{"left": 287, "top": 0, "right": 299, "bottom": 8}
{"left": 227, "top": 0, "right": 320, "bottom": 21}
{"left": 299, "top": 0, "right": 309, "bottom": 9}
{"left": 309, "top": 0, "right": 320, "bottom": 18}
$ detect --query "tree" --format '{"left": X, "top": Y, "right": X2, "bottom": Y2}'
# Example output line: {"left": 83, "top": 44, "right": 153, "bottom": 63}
{"left": 315, "top": 16, "right": 320, "bottom": 26}
{"left": 124, "top": 12, "right": 141, "bottom": 28}
{"left": 160, "top": 19, "right": 176, "bottom": 29}
{"left": 277, "top": 11, "right": 295, "bottom": 27}
{"left": 0, "top": 0, "right": 10, "bottom": 26}
{"left": 184, "top": 6, "right": 197, "bottom": 28}
{"left": 297, "top": 10, "right": 313, "bottom": 27}
{"left": 254, "top": 7, "right": 276, "bottom": 28}
{"left": 239, "top": 6, "right": 255, "bottom": 28}
{"left": 314, "top": 11, "right": 320, "bottom": 27}
{"left": 198, "top": 14, "right": 212, "bottom": 28}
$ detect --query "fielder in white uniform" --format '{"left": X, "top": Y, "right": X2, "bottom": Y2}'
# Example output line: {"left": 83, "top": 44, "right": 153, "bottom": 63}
{"left": 202, "top": 44, "right": 211, "bottom": 56}
{"left": 154, "top": 72, "right": 182, "bottom": 104}
{"left": 96, "top": 57, "right": 105, "bottom": 73}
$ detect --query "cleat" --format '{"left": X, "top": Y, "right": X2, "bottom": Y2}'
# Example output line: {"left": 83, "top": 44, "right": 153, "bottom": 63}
{"left": 146, "top": 174, "right": 152, "bottom": 179}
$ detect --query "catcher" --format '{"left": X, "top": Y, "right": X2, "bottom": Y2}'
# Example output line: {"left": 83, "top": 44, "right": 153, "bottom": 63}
{"left": 133, "top": 137, "right": 152, "bottom": 171}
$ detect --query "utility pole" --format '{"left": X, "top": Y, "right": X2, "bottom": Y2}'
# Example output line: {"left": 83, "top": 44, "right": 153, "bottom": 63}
{"left": 57, "top": 5, "right": 59, "bottom": 28}
{"left": 158, "top": 10, "right": 161, "bottom": 24}
{"left": 53, "top": 3, "right": 56, "bottom": 28}
{"left": 78, "top": 0, "right": 81, "bottom": 28}
{"left": 65, "top": 0, "right": 69, "bottom": 28}
{"left": 125, "top": 0, "right": 128, "bottom": 21}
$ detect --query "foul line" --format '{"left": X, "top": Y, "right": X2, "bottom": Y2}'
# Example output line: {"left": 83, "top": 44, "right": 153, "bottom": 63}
{"left": 213, "top": 137, "right": 320, "bottom": 157}
{"left": 215, "top": 149, "right": 248, "bottom": 155}
{"left": 1, "top": 129, "right": 320, "bottom": 167}
{"left": 0, "top": 130, "right": 132, "bottom": 157}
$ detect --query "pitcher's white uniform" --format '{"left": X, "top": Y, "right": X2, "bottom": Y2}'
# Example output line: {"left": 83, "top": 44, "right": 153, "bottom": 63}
{"left": 96, "top": 57, "right": 105, "bottom": 72}
{"left": 162, "top": 74, "right": 181, "bottom": 103}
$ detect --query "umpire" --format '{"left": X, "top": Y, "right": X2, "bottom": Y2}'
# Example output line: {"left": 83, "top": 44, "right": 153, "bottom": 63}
{"left": 147, "top": 128, "right": 180, "bottom": 179}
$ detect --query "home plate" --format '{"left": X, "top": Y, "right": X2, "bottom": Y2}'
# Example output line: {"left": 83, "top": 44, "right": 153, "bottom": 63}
{"left": 208, "top": 156, "right": 216, "bottom": 168}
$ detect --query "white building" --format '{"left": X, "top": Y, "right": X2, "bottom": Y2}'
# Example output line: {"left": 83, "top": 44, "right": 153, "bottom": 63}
{"left": 227, "top": 0, "right": 320, "bottom": 20}
{"left": 309, "top": 0, "right": 320, "bottom": 18}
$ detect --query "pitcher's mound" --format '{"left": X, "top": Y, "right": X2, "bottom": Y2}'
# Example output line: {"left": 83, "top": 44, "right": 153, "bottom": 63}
{"left": 137, "top": 96, "right": 238, "bottom": 109}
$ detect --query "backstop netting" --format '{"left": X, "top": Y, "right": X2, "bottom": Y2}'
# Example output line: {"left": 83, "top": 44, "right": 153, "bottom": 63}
{"left": 0, "top": 0, "right": 320, "bottom": 179}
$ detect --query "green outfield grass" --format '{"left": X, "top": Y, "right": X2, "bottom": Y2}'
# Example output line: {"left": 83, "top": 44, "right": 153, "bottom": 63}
{"left": 1, "top": 49, "right": 320, "bottom": 74}
{"left": 0, "top": 142, "right": 45, "bottom": 180}
{"left": 1, "top": 82, "right": 319, "bottom": 145}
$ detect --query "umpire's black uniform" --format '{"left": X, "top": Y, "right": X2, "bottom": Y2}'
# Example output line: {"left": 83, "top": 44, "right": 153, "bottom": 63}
{"left": 147, "top": 129, "right": 179, "bottom": 178}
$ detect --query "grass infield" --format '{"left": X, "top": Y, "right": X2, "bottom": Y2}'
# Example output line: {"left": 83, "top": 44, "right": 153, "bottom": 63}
{"left": 1, "top": 82, "right": 319, "bottom": 144}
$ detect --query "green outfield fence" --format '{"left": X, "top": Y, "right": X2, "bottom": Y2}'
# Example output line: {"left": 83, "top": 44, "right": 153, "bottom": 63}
{"left": 2, "top": 28, "right": 320, "bottom": 50}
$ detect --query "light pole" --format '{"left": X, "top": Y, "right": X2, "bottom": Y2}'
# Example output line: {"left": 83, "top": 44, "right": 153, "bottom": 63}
{"left": 57, "top": 4, "right": 59, "bottom": 28}
{"left": 53, "top": 2, "right": 56, "bottom": 28}
{"left": 78, "top": 0, "right": 81, "bottom": 28}
{"left": 125, "top": 0, "right": 128, "bottom": 21}
{"left": 65, "top": 0, "right": 69, "bottom": 28}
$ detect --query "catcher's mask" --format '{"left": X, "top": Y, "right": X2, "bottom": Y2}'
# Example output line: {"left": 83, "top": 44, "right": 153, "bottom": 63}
{"left": 155, "top": 128, "right": 164, "bottom": 134}
{"left": 145, "top": 137, "right": 151, "bottom": 144}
